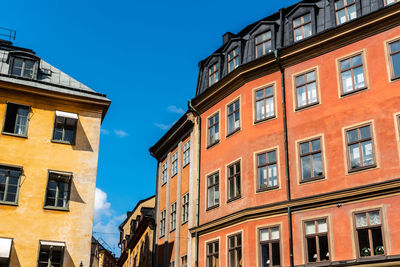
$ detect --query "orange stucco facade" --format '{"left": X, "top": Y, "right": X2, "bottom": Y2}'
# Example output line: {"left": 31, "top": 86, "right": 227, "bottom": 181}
{"left": 194, "top": 11, "right": 400, "bottom": 267}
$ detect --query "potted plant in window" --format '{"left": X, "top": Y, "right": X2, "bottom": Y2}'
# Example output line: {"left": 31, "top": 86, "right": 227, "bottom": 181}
{"left": 360, "top": 247, "right": 371, "bottom": 257}
{"left": 375, "top": 246, "right": 384, "bottom": 255}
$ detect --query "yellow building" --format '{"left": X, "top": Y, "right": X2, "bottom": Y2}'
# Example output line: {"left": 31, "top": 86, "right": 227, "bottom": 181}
{"left": 118, "top": 196, "right": 155, "bottom": 267}
{"left": 0, "top": 39, "right": 110, "bottom": 266}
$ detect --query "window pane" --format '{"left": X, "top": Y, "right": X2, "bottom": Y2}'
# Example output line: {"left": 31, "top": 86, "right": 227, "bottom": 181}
{"left": 337, "top": 9, "right": 347, "bottom": 24}
{"left": 369, "top": 211, "right": 381, "bottom": 225}
{"left": 307, "top": 82, "right": 317, "bottom": 104}
{"left": 361, "top": 141, "right": 374, "bottom": 166}
{"left": 341, "top": 58, "right": 351, "bottom": 70}
{"left": 268, "top": 165, "right": 277, "bottom": 186}
{"left": 336, "top": 0, "right": 345, "bottom": 9}
{"left": 294, "top": 28, "right": 303, "bottom": 41}
{"left": 317, "top": 220, "right": 327, "bottom": 233}
{"left": 256, "top": 90, "right": 264, "bottom": 100}
{"left": 348, "top": 5, "right": 357, "bottom": 20}
{"left": 259, "top": 166, "right": 267, "bottom": 188}
{"left": 319, "top": 235, "right": 330, "bottom": 261}
{"left": 258, "top": 153, "right": 267, "bottom": 165}
{"left": 347, "top": 129, "right": 358, "bottom": 143}
{"left": 266, "top": 97, "right": 274, "bottom": 117}
{"left": 353, "top": 66, "right": 365, "bottom": 89}
{"left": 307, "top": 237, "right": 317, "bottom": 262}
{"left": 349, "top": 144, "right": 361, "bottom": 168}
{"left": 371, "top": 228, "right": 384, "bottom": 255}
{"left": 256, "top": 44, "right": 263, "bottom": 58}
{"left": 304, "top": 23, "right": 312, "bottom": 38}
{"left": 265, "top": 86, "right": 273, "bottom": 96}
{"left": 296, "top": 75, "right": 305, "bottom": 86}
{"left": 271, "top": 227, "right": 279, "bottom": 240}
{"left": 300, "top": 142, "right": 310, "bottom": 155}
{"left": 261, "top": 243, "right": 270, "bottom": 267}
{"left": 268, "top": 151, "right": 276, "bottom": 163}
{"left": 260, "top": 229, "right": 269, "bottom": 241}
{"left": 356, "top": 213, "right": 368, "bottom": 227}
{"left": 360, "top": 126, "right": 371, "bottom": 139}
{"left": 392, "top": 53, "right": 400, "bottom": 78}
{"left": 305, "top": 221, "right": 316, "bottom": 234}
{"left": 297, "top": 85, "right": 307, "bottom": 107}
{"left": 390, "top": 41, "right": 400, "bottom": 54}
{"left": 301, "top": 156, "right": 312, "bottom": 179}
{"left": 358, "top": 229, "right": 371, "bottom": 256}
{"left": 208, "top": 188, "right": 213, "bottom": 207}
{"left": 271, "top": 242, "right": 280, "bottom": 266}
{"left": 293, "top": 17, "right": 302, "bottom": 27}
{"left": 215, "top": 185, "right": 219, "bottom": 204}
{"left": 312, "top": 153, "right": 323, "bottom": 177}
{"left": 306, "top": 71, "right": 315, "bottom": 82}
{"left": 311, "top": 139, "right": 321, "bottom": 151}
{"left": 342, "top": 70, "right": 353, "bottom": 93}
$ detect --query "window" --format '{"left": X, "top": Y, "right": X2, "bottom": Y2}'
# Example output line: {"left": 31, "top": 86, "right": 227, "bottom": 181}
{"left": 44, "top": 171, "right": 71, "bottom": 210}
{"left": 162, "top": 162, "right": 168, "bottom": 185}
{"left": 293, "top": 13, "right": 312, "bottom": 42}
{"left": 339, "top": 53, "right": 366, "bottom": 95}
{"left": 52, "top": 111, "right": 78, "bottom": 144}
{"left": 2, "top": 103, "right": 30, "bottom": 136}
{"left": 227, "top": 99, "right": 240, "bottom": 135}
{"left": 255, "top": 86, "right": 275, "bottom": 122}
{"left": 206, "top": 241, "right": 219, "bottom": 267}
{"left": 295, "top": 70, "right": 318, "bottom": 108}
{"left": 10, "top": 57, "right": 37, "bottom": 79}
{"left": 335, "top": 0, "right": 357, "bottom": 25}
{"left": 207, "top": 172, "right": 220, "bottom": 209}
{"left": 257, "top": 150, "right": 278, "bottom": 191}
{"left": 228, "top": 161, "right": 241, "bottom": 201}
{"left": 259, "top": 227, "right": 280, "bottom": 267}
{"left": 228, "top": 48, "right": 240, "bottom": 73}
{"left": 354, "top": 210, "right": 385, "bottom": 257}
{"left": 304, "top": 219, "right": 330, "bottom": 263}
{"left": 346, "top": 124, "right": 375, "bottom": 171}
{"left": 38, "top": 241, "right": 64, "bottom": 267}
{"left": 182, "top": 193, "right": 189, "bottom": 224}
{"left": 209, "top": 63, "right": 219, "bottom": 86}
{"left": 384, "top": 0, "right": 399, "bottom": 5}
{"left": 183, "top": 141, "right": 190, "bottom": 166}
{"left": 388, "top": 39, "right": 400, "bottom": 80}
{"left": 170, "top": 261, "right": 175, "bottom": 267}
{"left": 170, "top": 202, "right": 177, "bottom": 231}
{"left": 208, "top": 113, "right": 220, "bottom": 147}
{"left": 160, "top": 210, "right": 166, "bottom": 237}
{"left": 228, "top": 234, "right": 242, "bottom": 267}
{"left": 299, "top": 138, "right": 324, "bottom": 181}
{"left": 0, "top": 165, "right": 22, "bottom": 204}
{"left": 172, "top": 152, "right": 178, "bottom": 177}
{"left": 181, "top": 255, "right": 187, "bottom": 267}
{"left": 255, "top": 31, "right": 272, "bottom": 58}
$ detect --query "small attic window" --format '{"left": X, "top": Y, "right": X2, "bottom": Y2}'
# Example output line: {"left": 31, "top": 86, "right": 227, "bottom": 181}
{"left": 293, "top": 13, "right": 312, "bottom": 42}
{"left": 10, "top": 57, "right": 38, "bottom": 79}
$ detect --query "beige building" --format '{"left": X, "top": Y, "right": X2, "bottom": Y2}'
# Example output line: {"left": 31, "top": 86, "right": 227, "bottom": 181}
{"left": 0, "top": 39, "right": 110, "bottom": 266}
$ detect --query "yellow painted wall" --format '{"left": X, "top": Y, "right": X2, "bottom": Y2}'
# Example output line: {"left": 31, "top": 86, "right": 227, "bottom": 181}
{"left": 121, "top": 226, "right": 154, "bottom": 267}
{"left": 0, "top": 87, "right": 106, "bottom": 266}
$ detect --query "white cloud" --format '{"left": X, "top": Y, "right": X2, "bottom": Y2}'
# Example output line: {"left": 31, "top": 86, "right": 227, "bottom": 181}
{"left": 94, "top": 188, "right": 111, "bottom": 222}
{"left": 100, "top": 129, "right": 110, "bottom": 135}
{"left": 153, "top": 123, "right": 173, "bottom": 130}
{"left": 167, "top": 105, "right": 185, "bottom": 115}
{"left": 114, "top": 130, "right": 129, "bottom": 138}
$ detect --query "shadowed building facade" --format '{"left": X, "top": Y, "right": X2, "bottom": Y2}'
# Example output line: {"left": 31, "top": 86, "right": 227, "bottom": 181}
{"left": 187, "top": 0, "right": 400, "bottom": 266}
{"left": 0, "top": 39, "right": 110, "bottom": 266}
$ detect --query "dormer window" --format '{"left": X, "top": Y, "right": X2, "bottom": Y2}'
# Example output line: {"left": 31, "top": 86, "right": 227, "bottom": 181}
{"left": 384, "top": 0, "right": 399, "bottom": 5}
{"left": 335, "top": 0, "right": 357, "bottom": 25}
{"left": 255, "top": 31, "right": 272, "bottom": 58}
{"left": 10, "top": 57, "right": 37, "bottom": 79}
{"left": 209, "top": 63, "right": 219, "bottom": 86}
{"left": 228, "top": 47, "right": 240, "bottom": 73}
{"left": 293, "top": 14, "right": 312, "bottom": 42}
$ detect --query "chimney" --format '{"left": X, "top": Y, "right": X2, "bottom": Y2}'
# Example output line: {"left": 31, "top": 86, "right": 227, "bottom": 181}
{"left": 223, "top": 32, "right": 235, "bottom": 45}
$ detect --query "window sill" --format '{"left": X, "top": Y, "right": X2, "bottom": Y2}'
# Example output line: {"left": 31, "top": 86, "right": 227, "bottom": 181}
{"left": 0, "top": 201, "right": 18, "bottom": 206}
{"left": 356, "top": 255, "right": 386, "bottom": 263}
{"left": 206, "top": 205, "right": 219, "bottom": 212}
{"left": 226, "top": 128, "right": 241, "bottom": 139}
{"left": 170, "top": 228, "right": 176, "bottom": 233}
{"left": 295, "top": 102, "right": 319, "bottom": 112}
{"left": 254, "top": 115, "right": 276, "bottom": 125}
{"left": 43, "top": 206, "right": 69, "bottom": 212}
{"left": 159, "top": 235, "right": 165, "bottom": 239}
{"left": 161, "top": 182, "right": 167, "bottom": 187}
{"left": 1, "top": 132, "right": 28, "bottom": 139}
{"left": 182, "top": 221, "right": 188, "bottom": 226}
{"left": 51, "top": 139, "right": 75, "bottom": 146}
{"left": 304, "top": 261, "right": 331, "bottom": 267}
{"left": 183, "top": 162, "right": 190, "bottom": 169}
{"left": 391, "top": 75, "right": 400, "bottom": 82}
{"left": 206, "top": 140, "right": 220, "bottom": 150}
{"left": 340, "top": 86, "right": 368, "bottom": 98}
{"left": 348, "top": 164, "right": 376, "bottom": 174}
{"left": 256, "top": 185, "right": 279, "bottom": 193}
{"left": 227, "top": 195, "right": 241, "bottom": 203}
{"left": 300, "top": 176, "right": 325, "bottom": 184}
{"left": 171, "top": 173, "right": 177, "bottom": 179}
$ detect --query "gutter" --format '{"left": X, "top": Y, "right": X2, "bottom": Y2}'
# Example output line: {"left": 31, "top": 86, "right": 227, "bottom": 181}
{"left": 150, "top": 151, "right": 160, "bottom": 267}
{"left": 188, "top": 99, "right": 201, "bottom": 267}
{"left": 274, "top": 49, "right": 294, "bottom": 267}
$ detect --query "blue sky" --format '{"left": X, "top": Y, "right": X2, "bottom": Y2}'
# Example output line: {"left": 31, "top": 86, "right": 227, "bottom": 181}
{"left": 4, "top": 0, "right": 298, "bottom": 255}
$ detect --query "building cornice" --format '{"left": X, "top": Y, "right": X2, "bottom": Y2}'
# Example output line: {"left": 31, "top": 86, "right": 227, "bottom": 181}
{"left": 190, "top": 178, "right": 400, "bottom": 236}
{"left": 191, "top": 4, "right": 400, "bottom": 114}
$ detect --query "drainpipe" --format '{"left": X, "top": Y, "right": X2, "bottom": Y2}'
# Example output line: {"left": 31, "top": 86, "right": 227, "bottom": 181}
{"left": 188, "top": 99, "right": 201, "bottom": 267}
{"left": 150, "top": 151, "right": 159, "bottom": 267}
{"left": 274, "top": 49, "right": 294, "bottom": 267}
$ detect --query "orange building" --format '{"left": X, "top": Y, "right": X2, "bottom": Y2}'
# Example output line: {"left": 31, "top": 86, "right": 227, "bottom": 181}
{"left": 150, "top": 112, "right": 199, "bottom": 267}
{"left": 188, "top": 1, "right": 400, "bottom": 266}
